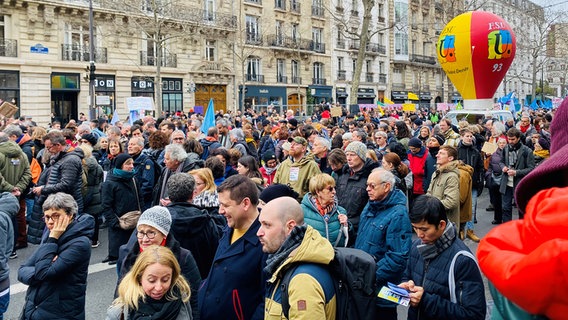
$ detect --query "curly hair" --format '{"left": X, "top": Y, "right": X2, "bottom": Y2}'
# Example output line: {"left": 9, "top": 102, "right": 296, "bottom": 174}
{"left": 148, "top": 131, "right": 169, "bottom": 149}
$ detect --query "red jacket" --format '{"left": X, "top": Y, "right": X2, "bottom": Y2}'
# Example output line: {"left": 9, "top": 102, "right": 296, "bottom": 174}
{"left": 477, "top": 186, "right": 568, "bottom": 319}
{"left": 407, "top": 147, "right": 428, "bottom": 195}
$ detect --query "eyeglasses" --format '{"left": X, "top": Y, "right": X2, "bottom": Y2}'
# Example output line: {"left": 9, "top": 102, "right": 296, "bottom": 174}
{"left": 136, "top": 230, "right": 157, "bottom": 239}
{"left": 366, "top": 182, "right": 387, "bottom": 190}
{"left": 43, "top": 214, "right": 61, "bottom": 221}
{"left": 173, "top": 137, "right": 185, "bottom": 141}
{"left": 375, "top": 136, "right": 384, "bottom": 140}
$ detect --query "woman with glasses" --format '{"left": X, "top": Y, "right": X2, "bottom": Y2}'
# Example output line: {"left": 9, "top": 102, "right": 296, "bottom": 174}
{"left": 115, "top": 206, "right": 200, "bottom": 319}
{"left": 300, "top": 173, "right": 349, "bottom": 247}
{"left": 108, "top": 246, "right": 193, "bottom": 320}
{"left": 101, "top": 137, "right": 123, "bottom": 174}
{"left": 18, "top": 193, "right": 94, "bottom": 320}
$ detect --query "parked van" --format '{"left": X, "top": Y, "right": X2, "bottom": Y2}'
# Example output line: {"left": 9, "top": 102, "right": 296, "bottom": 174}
{"left": 444, "top": 109, "right": 514, "bottom": 126}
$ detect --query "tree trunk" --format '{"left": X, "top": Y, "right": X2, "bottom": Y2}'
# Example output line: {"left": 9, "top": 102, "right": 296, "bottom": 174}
{"left": 348, "top": 0, "right": 373, "bottom": 106}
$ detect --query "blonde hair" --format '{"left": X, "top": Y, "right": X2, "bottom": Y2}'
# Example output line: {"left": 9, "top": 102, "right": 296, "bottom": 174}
{"left": 366, "top": 149, "right": 378, "bottom": 162}
{"left": 113, "top": 246, "right": 190, "bottom": 311}
{"left": 77, "top": 143, "right": 93, "bottom": 158}
{"left": 308, "top": 173, "right": 336, "bottom": 195}
{"left": 189, "top": 168, "right": 216, "bottom": 193}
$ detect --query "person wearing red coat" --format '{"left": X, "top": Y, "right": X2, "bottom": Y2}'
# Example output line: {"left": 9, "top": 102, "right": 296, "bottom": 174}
{"left": 407, "top": 137, "right": 428, "bottom": 203}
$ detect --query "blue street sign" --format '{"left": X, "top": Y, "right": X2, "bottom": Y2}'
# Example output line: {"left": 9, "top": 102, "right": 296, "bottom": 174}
{"left": 30, "top": 44, "right": 49, "bottom": 54}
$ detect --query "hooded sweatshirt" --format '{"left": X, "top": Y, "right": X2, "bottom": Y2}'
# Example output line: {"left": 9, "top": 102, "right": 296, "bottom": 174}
{"left": 0, "top": 140, "right": 32, "bottom": 193}
{"left": 0, "top": 192, "right": 19, "bottom": 291}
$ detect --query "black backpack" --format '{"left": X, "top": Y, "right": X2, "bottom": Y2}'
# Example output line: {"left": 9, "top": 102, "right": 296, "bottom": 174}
{"left": 281, "top": 247, "right": 377, "bottom": 320}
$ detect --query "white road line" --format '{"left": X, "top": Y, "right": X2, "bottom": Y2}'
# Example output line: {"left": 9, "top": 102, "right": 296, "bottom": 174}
{"left": 10, "top": 262, "right": 116, "bottom": 295}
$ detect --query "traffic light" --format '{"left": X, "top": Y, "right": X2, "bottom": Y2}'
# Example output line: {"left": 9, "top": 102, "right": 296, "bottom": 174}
{"left": 84, "top": 63, "right": 96, "bottom": 83}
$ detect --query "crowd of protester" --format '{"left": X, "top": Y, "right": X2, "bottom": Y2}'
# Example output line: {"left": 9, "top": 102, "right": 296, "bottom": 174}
{"left": 0, "top": 101, "right": 560, "bottom": 319}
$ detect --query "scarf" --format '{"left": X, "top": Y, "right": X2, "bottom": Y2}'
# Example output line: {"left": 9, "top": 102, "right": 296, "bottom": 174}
{"left": 113, "top": 168, "right": 136, "bottom": 179}
{"left": 428, "top": 146, "right": 439, "bottom": 157}
{"left": 309, "top": 194, "right": 336, "bottom": 218}
{"left": 263, "top": 164, "right": 278, "bottom": 176}
{"left": 264, "top": 225, "right": 307, "bottom": 276}
{"left": 130, "top": 287, "right": 183, "bottom": 320}
{"left": 416, "top": 222, "right": 456, "bottom": 260}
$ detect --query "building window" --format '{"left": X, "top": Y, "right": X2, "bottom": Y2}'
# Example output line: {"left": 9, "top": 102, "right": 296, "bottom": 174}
{"left": 247, "top": 56, "right": 262, "bottom": 81}
{"left": 313, "top": 62, "right": 324, "bottom": 84}
{"left": 291, "top": 60, "right": 300, "bottom": 83}
{"left": 394, "top": 2, "right": 408, "bottom": 23}
{"left": 395, "top": 32, "right": 408, "bottom": 55}
{"left": 204, "top": 0, "right": 215, "bottom": 20}
{"left": 338, "top": 57, "right": 344, "bottom": 70}
{"left": 0, "top": 70, "right": 19, "bottom": 108}
{"left": 276, "top": 21, "right": 284, "bottom": 44}
{"left": 246, "top": 15, "right": 261, "bottom": 44}
{"left": 291, "top": 23, "right": 299, "bottom": 42}
{"left": 277, "top": 59, "right": 286, "bottom": 83}
{"left": 131, "top": 77, "right": 155, "bottom": 98}
{"left": 162, "top": 78, "right": 183, "bottom": 113}
{"left": 205, "top": 40, "right": 216, "bottom": 61}
{"left": 63, "top": 23, "right": 94, "bottom": 62}
{"left": 94, "top": 75, "right": 116, "bottom": 116}
{"left": 366, "top": 60, "right": 372, "bottom": 72}
{"left": 312, "top": 27, "right": 323, "bottom": 52}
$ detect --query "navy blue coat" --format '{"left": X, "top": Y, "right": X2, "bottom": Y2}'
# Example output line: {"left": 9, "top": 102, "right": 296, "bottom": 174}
{"left": 198, "top": 218, "right": 267, "bottom": 320}
{"left": 403, "top": 235, "right": 486, "bottom": 320}
{"left": 18, "top": 214, "right": 94, "bottom": 320}
{"left": 354, "top": 188, "right": 412, "bottom": 308}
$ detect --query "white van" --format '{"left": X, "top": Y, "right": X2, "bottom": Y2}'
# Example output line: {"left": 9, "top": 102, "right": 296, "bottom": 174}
{"left": 444, "top": 110, "right": 514, "bottom": 126}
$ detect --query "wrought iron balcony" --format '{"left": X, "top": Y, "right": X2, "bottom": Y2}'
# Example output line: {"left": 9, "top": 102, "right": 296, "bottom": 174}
{"left": 246, "top": 33, "right": 263, "bottom": 45}
{"left": 246, "top": 74, "right": 265, "bottom": 83}
{"left": 275, "top": 0, "right": 286, "bottom": 10}
{"left": 140, "top": 51, "right": 177, "bottom": 67}
{"left": 338, "top": 70, "right": 346, "bottom": 80}
{"left": 170, "top": 8, "right": 237, "bottom": 29}
{"left": 291, "top": 76, "right": 302, "bottom": 84}
{"left": 365, "top": 73, "right": 374, "bottom": 82}
{"left": 277, "top": 75, "right": 287, "bottom": 83}
{"left": 366, "top": 43, "right": 386, "bottom": 54}
{"left": 378, "top": 73, "right": 387, "bottom": 84}
{"left": 410, "top": 54, "right": 436, "bottom": 65}
{"left": 311, "top": 41, "right": 325, "bottom": 53}
{"left": 61, "top": 44, "right": 107, "bottom": 63}
{"left": 290, "top": 1, "right": 301, "bottom": 13}
{"left": 266, "top": 35, "right": 313, "bottom": 51}
{"left": 312, "top": 5, "right": 324, "bottom": 17}
{"left": 313, "top": 78, "right": 326, "bottom": 85}
{"left": 0, "top": 39, "right": 17, "bottom": 57}
{"left": 378, "top": 16, "right": 385, "bottom": 23}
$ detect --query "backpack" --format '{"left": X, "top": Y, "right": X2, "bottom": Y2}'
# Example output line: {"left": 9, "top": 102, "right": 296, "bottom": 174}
{"left": 145, "top": 152, "right": 163, "bottom": 185}
{"left": 200, "top": 140, "right": 221, "bottom": 160}
{"left": 281, "top": 247, "right": 377, "bottom": 320}
{"left": 30, "top": 146, "right": 42, "bottom": 185}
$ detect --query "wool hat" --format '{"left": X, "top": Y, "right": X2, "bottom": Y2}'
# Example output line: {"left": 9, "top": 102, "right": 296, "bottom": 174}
{"left": 408, "top": 137, "right": 423, "bottom": 148}
{"left": 81, "top": 133, "right": 98, "bottom": 146}
{"left": 538, "top": 137, "right": 550, "bottom": 150}
{"left": 262, "top": 150, "right": 277, "bottom": 163}
{"left": 344, "top": 141, "right": 367, "bottom": 160}
{"left": 114, "top": 153, "right": 132, "bottom": 170}
{"left": 515, "top": 98, "right": 568, "bottom": 213}
{"left": 262, "top": 119, "right": 271, "bottom": 127}
{"left": 259, "top": 184, "right": 299, "bottom": 203}
{"left": 433, "top": 134, "right": 445, "bottom": 146}
{"left": 414, "top": 118, "right": 423, "bottom": 126}
{"left": 288, "top": 118, "right": 298, "bottom": 127}
{"left": 288, "top": 136, "right": 307, "bottom": 146}
{"left": 137, "top": 206, "right": 172, "bottom": 236}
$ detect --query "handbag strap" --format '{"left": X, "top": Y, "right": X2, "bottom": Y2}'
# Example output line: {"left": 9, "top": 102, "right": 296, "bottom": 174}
{"left": 132, "top": 178, "right": 141, "bottom": 212}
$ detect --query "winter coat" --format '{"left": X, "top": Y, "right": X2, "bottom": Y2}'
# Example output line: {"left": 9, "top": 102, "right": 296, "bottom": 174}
{"left": 274, "top": 153, "right": 321, "bottom": 200}
{"left": 457, "top": 163, "right": 473, "bottom": 224}
{"left": 117, "top": 234, "right": 201, "bottom": 320}
{"left": 458, "top": 141, "right": 484, "bottom": 194}
{"left": 407, "top": 147, "right": 428, "bottom": 195}
{"left": 132, "top": 152, "right": 160, "bottom": 208}
{"left": 423, "top": 148, "right": 438, "bottom": 193}
{"left": 301, "top": 193, "right": 347, "bottom": 246}
{"left": 152, "top": 154, "right": 204, "bottom": 205}
{"left": 443, "top": 128, "right": 461, "bottom": 148}
{"left": 0, "top": 140, "right": 31, "bottom": 194}
{"left": 354, "top": 188, "right": 412, "bottom": 308}
{"left": 198, "top": 218, "right": 267, "bottom": 320}
{"left": 18, "top": 214, "right": 94, "bottom": 320}
{"left": 478, "top": 187, "right": 568, "bottom": 320}
{"left": 335, "top": 158, "right": 379, "bottom": 236}
{"left": 106, "top": 300, "right": 192, "bottom": 320}
{"left": 17, "top": 133, "right": 35, "bottom": 163}
{"left": 499, "top": 142, "right": 535, "bottom": 194}
{"left": 427, "top": 160, "right": 460, "bottom": 229}
{"left": 0, "top": 193, "right": 18, "bottom": 289}
{"left": 403, "top": 230, "right": 486, "bottom": 320}
{"left": 167, "top": 202, "right": 223, "bottom": 279}
{"left": 264, "top": 226, "right": 336, "bottom": 319}
{"left": 101, "top": 174, "right": 142, "bottom": 258}
{"left": 83, "top": 156, "right": 103, "bottom": 217}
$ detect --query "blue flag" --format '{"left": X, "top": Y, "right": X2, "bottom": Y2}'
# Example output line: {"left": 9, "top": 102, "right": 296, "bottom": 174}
{"left": 201, "top": 98, "right": 215, "bottom": 134}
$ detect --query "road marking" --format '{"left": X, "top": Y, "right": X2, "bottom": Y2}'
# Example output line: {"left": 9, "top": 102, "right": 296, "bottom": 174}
{"left": 10, "top": 262, "right": 116, "bottom": 295}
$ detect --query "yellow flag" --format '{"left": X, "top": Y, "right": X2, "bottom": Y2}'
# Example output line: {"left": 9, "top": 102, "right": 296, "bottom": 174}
{"left": 402, "top": 104, "right": 416, "bottom": 112}
{"left": 408, "top": 92, "right": 419, "bottom": 100}
{"left": 384, "top": 97, "right": 395, "bottom": 105}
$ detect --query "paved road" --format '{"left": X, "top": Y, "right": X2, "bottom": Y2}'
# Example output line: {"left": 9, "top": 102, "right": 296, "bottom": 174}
{"left": 4, "top": 190, "right": 510, "bottom": 320}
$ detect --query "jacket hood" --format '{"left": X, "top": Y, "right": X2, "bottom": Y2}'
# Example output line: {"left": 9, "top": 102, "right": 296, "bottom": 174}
{"left": 270, "top": 225, "right": 334, "bottom": 282}
{"left": 168, "top": 203, "right": 213, "bottom": 237}
{"left": 340, "top": 158, "right": 379, "bottom": 177}
{"left": 438, "top": 160, "right": 459, "bottom": 173}
{"left": 290, "top": 152, "right": 316, "bottom": 166}
{"left": 18, "top": 133, "right": 32, "bottom": 146}
{"left": 458, "top": 162, "right": 474, "bottom": 176}
{"left": 0, "top": 140, "right": 25, "bottom": 158}
{"left": 56, "top": 213, "right": 95, "bottom": 243}
{"left": 0, "top": 192, "right": 20, "bottom": 216}
{"left": 367, "top": 188, "right": 406, "bottom": 211}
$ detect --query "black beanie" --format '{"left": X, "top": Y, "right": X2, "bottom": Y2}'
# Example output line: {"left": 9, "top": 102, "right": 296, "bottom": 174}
{"left": 259, "top": 184, "right": 299, "bottom": 203}
{"left": 114, "top": 153, "right": 132, "bottom": 170}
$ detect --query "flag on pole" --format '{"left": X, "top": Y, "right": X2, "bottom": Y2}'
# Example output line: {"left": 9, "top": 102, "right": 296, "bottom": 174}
{"left": 201, "top": 98, "right": 215, "bottom": 134}
{"left": 111, "top": 109, "right": 120, "bottom": 125}
{"left": 408, "top": 92, "right": 419, "bottom": 100}
{"left": 384, "top": 97, "right": 395, "bottom": 105}
{"left": 455, "top": 101, "right": 463, "bottom": 110}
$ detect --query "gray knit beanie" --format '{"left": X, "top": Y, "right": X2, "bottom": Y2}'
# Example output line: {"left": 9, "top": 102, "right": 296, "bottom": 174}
{"left": 344, "top": 141, "right": 367, "bottom": 161}
{"left": 137, "top": 206, "right": 172, "bottom": 236}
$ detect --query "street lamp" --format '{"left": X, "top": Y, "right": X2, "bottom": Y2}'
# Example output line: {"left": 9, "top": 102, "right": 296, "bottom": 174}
{"left": 88, "top": 0, "right": 97, "bottom": 120}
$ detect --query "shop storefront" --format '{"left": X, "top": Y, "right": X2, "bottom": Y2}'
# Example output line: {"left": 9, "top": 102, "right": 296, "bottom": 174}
{"left": 308, "top": 85, "right": 333, "bottom": 104}
{"left": 51, "top": 73, "right": 80, "bottom": 125}
{"left": 0, "top": 70, "right": 20, "bottom": 117}
{"left": 391, "top": 90, "right": 408, "bottom": 104}
{"left": 336, "top": 87, "right": 348, "bottom": 106}
{"left": 357, "top": 88, "right": 376, "bottom": 105}
{"left": 131, "top": 76, "right": 154, "bottom": 98}
{"left": 239, "top": 85, "right": 286, "bottom": 112}
{"left": 161, "top": 78, "right": 183, "bottom": 113}
{"left": 94, "top": 75, "right": 115, "bottom": 117}
{"left": 419, "top": 92, "right": 432, "bottom": 110}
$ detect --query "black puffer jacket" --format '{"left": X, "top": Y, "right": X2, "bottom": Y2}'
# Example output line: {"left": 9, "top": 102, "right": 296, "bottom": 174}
{"left": 152, "top": 154, "right": 204, "bottom": 205}
{"left": 83, "top": 156, "right": 103, "bottom": 216}
{"left": 458, "top": 141, "right": 485, "bottom": 193}
{"left": 18, "top": 214, "right": 94, "bottom": 320}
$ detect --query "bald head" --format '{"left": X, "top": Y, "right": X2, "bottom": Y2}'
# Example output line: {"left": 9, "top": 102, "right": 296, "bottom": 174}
{"left": 264, "top": 197, "right": 304, "bottom": 226}
{"left": 257, "top": 197, "right": 304, "bottom": 253}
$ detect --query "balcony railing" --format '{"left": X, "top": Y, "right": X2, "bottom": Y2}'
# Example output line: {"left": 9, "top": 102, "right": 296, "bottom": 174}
{"left": 378, "top": 73, "right": 387, "bottom": 84}
{"left": 378, "top": 16, "right": 385, "bottom": 23}
{"left": 62, "top": 44, "right": 107, "bottom": 63}
{"left": 365, "top": 73, "right": 374, "bottom": 82}
{"left": 245, "top": 0, "right": 262, "bottom": 4}
{"left": 140, "top": 51, "right": 177, "bottom": 67}
{"left": 338, "top": 70, "right": 346, "bottom": 80}
{"left": 410, "top": 54, "right": 436, "bottom": 65}
{"left": 366, "top": 43, "right": 386, "bottom": 54}
{"left": 277, "top": 75, "right": 287, "bottom": 83}
{"left": 246, "top": 74, "right": 264, "bottom": 82}
{"left": 311, "top": 41, "right": 325, "bottom": 53}
{"left": 246, "top": 33, "right": 263, "bottom": 45}
{"left": 266, "top": 35, "right": 313, "bottom": 51}
{"left": 290, "top": 1, "right": 301, "bottom": 12}
{"left": 0, "top": 39, "right": 18, "bottom": 57}
{"left": 312, "top": 5, "right": 324, "bottom": 17}
{"left": 171, "top": 8, "right": 237, "bottom": 29}
{"left": 313, "top": 78, "right": 326, "bottom": 85}
{"left": 291, "top": 76, "right": 302, "bottom": 84}
{"left": 392, "top": 83, "right": 406, "bottom": 90}
{"left": 275, "top": 0, "right": 286, "bottom": 10}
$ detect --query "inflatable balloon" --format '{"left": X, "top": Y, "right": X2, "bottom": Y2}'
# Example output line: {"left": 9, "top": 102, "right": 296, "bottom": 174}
{"left": 437, "top": 11, "right": 516, "bottom": 110}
